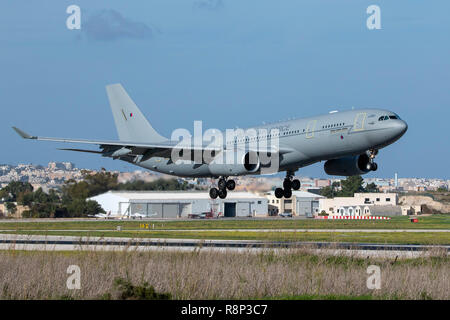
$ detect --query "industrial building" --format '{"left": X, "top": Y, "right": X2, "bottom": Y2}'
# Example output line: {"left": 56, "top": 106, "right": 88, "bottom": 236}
{"left": 266, "top": 190, "right": 324, "bottom": 217}
{"left": 89, "top": 191, "right": 268, "bottom": 218}
{"left": 318, "top": 193, "right": 418, "bottom": 217}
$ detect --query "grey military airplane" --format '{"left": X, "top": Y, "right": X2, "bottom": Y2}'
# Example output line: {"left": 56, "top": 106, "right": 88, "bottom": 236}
{"left": 13, "top": 84, "right": 407, "bottom": 199}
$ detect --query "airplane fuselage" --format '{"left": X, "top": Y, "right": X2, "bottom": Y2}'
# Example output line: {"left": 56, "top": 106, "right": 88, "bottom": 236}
{"left": 136, "top": 108, "right": 407, "bottom": 178}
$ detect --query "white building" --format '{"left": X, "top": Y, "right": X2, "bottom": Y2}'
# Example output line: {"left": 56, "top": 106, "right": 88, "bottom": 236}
{"left": 266, "top": 190, "right": 324, "bottom": 217}
{"left": 318, "top": 193, "right": 407, "bottom": 217}
{"left": 89, "top": 191, "right": 268, "bottom": 218}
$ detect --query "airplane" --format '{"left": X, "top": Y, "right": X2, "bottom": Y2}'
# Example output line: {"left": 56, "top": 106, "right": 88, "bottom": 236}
{"left": 127, "top": 213, "right": 147, "bottom": 219}
{"left": 13, "top": 84, "right": 407, "bottom": 200}
{"left": 88, "top": 211, "right": 112, "bottom": 219}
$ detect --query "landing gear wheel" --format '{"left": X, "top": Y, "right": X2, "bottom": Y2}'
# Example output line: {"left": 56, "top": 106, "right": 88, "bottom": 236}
{"left": 226, "top": 179, "right": 236, "bottom": 191}
{"left": 218, "top": 178, "right": 227, "bottom": 190}
{"left": 283, "top": 189, "right": 292, "bottom": 198}
{"left": 366, "top": 149, "right": 379, "bottom": 171}
{"left": 209, "top": 188, "right": 219, "bottom": 199}
{"left": 218, "top": 188, "right": 227, "bottom": 199}
{"left": 275, "top": 188, "right": 284, "bottom": 199}
{"left": 283, "top": 179, "right": 292, "bottom": 190}
{"left": 291, "top": 179, "right": 300, "bottom": 190}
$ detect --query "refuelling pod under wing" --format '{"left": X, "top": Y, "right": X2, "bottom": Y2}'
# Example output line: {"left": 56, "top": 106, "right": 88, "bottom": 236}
{"left": 324, "top": 154, "right": 371, "bottom": 176}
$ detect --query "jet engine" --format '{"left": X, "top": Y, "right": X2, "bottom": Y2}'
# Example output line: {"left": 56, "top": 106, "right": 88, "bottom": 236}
{"left": 209, "top": 150, "right": 260, "bottom": 176}
{"left": 324, "top": 154, "right": 374, "bottom": 176}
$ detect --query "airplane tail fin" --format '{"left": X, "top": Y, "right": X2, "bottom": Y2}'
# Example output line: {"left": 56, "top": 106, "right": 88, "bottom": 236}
{"left": 106, "top": 84, "right": 167, "bottom": 143}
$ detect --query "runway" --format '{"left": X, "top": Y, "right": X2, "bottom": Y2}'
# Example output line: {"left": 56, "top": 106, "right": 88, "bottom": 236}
{"left": 1, "top": 228, "right": 448, "bottom": 233}
{"left": 1, "top": 234, "right": 448, "bottom": 258}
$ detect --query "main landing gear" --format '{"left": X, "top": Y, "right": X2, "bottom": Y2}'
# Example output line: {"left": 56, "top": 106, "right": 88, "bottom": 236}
{"left": 209, "top": 177, "right": 236, "bottom": 199}
{"left": 275, "top": 171, "right": 300, "bottom": 199}
{"left": 366, "top": 149, "right": 378, "bottom": 171}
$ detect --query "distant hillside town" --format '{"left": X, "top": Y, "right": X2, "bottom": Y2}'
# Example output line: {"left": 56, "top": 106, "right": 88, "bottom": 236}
{"left": 0, "top": 162, "right": 448, "bottom": 219}
{"left": 0, "top": 162, "right": 448, "bottom": 194}
{"left": 0, "top": 162, "right": 166, "bottom": 192}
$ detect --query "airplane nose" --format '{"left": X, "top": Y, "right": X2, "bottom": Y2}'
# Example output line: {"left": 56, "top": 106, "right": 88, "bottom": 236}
{"left": 399, "top": 120, "right": 408, "bottom": 134}
{"left": 392, "top": 120, "right": 408, "bottom": 138}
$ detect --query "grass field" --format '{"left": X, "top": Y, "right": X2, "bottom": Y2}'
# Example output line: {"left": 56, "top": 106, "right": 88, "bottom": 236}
{"left": 2, "top": 229, "right": 450, "bottom": 245}
{"left": 1, "top": 215, "right": 449, "bottom": 244}
{"left": 0, "top": 215, "right": 449, "bottom": 231}
{"left": 0, "top": 249, "right": 447, "bottom": 300}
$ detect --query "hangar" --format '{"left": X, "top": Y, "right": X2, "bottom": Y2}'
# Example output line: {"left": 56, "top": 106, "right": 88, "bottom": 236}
{"left": 89, "top": 191, "right": 268, "bottom": 218}
{"left": 266, "top": 190, "right": 324, "bottom": 217}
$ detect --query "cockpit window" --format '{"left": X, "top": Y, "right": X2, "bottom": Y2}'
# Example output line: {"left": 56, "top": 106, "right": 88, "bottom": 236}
{"left": 379, "top": 114, "right": 401, "bottom": 121}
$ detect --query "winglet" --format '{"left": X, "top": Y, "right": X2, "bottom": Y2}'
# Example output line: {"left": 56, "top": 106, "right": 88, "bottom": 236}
{"left": 12, "top": 127, "right": 37, "bottom": 139}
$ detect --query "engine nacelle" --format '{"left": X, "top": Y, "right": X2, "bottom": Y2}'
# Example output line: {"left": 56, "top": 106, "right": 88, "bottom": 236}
{"left": 209, "top": 150, "right": 260, "bottom": 176}
{"left": 324, "top": 154, "right": 371, "bottom": 176}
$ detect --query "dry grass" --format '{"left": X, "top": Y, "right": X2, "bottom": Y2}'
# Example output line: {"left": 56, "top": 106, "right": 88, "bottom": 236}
{"left": 0, "top": 247, "right": 448, "bottom": 300}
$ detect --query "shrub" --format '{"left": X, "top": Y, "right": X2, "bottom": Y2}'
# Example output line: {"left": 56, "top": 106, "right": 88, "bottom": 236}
{"left": 318, "top": 211, "right": 329, "bottom": 216}
{"left": 112, "top": 277, "right": 171, "bottom": 300}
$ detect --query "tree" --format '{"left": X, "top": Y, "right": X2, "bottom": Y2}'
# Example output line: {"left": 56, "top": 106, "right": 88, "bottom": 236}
{"left": 364, "top": 182, "right": 379, "bottom": 193}
{"left": 62, "top": 171, "right": 119, "bottom": 201}
{"left": 0, "top": 181, "right": 33, "bottom": 202}
{"left": 17, "top": 191, "right": 34, "bottom": 206}
{"left": 62, "top": 180, "right": 90, "bottom": 201}
{"left": 320, "top": 186, "right": 333, "bottom": 198}
{"left": 339, "top": 175, "right": 365, "bottom": 196}
{"left": 84, "top": 200, "right": 104, "bottom": 216}
{"left": 83, "top": 171, "right": 119, "bottom": 196}
{"left": 65, "top": 199, "right": 104, "bottom": 217}
{"left": 320, "top": 181, "right": 341, "bottom": 198}
{"left": 322, "top": 176, "right": 378, "bottom": 198}
{"left": 116, "top": 178, "right": 193, "bottom": 191}
{"left": 6, "top": 202, "right": 17, "bottom": 215}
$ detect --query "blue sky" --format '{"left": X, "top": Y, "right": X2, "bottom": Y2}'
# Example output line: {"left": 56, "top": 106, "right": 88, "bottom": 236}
{"left": 1, "top": 0, "right": 449, "bottom": 179}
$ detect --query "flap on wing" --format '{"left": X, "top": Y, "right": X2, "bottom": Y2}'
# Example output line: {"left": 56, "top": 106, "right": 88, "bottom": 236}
{"left": 58, "top": 148, "right": 103, "bottom": 154}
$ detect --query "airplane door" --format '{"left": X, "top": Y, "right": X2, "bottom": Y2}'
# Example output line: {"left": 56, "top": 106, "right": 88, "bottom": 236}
{"left": 353, "top": 113, "right": 366, "bottom": 131}
{"left": 305, "top": 120, "right": 317, "bottom": 138}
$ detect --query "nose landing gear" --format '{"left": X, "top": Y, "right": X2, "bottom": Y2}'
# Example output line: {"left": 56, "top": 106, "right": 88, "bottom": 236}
{"left": 275, "top": 171, "right": 300, "bottom": 199}
{"left": 366, "top": 149, "right": 379, "bottom": 171}
{"left": 209, "top": 177, "right": 236, "bottom": 199}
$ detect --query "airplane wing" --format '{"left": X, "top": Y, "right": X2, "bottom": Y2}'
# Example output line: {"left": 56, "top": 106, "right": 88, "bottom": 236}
{"left": 13, "top": 126, "right": 220, "bottom": 161}
{"left": 13, "top": 127, "right": 294, "bottom": 162}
